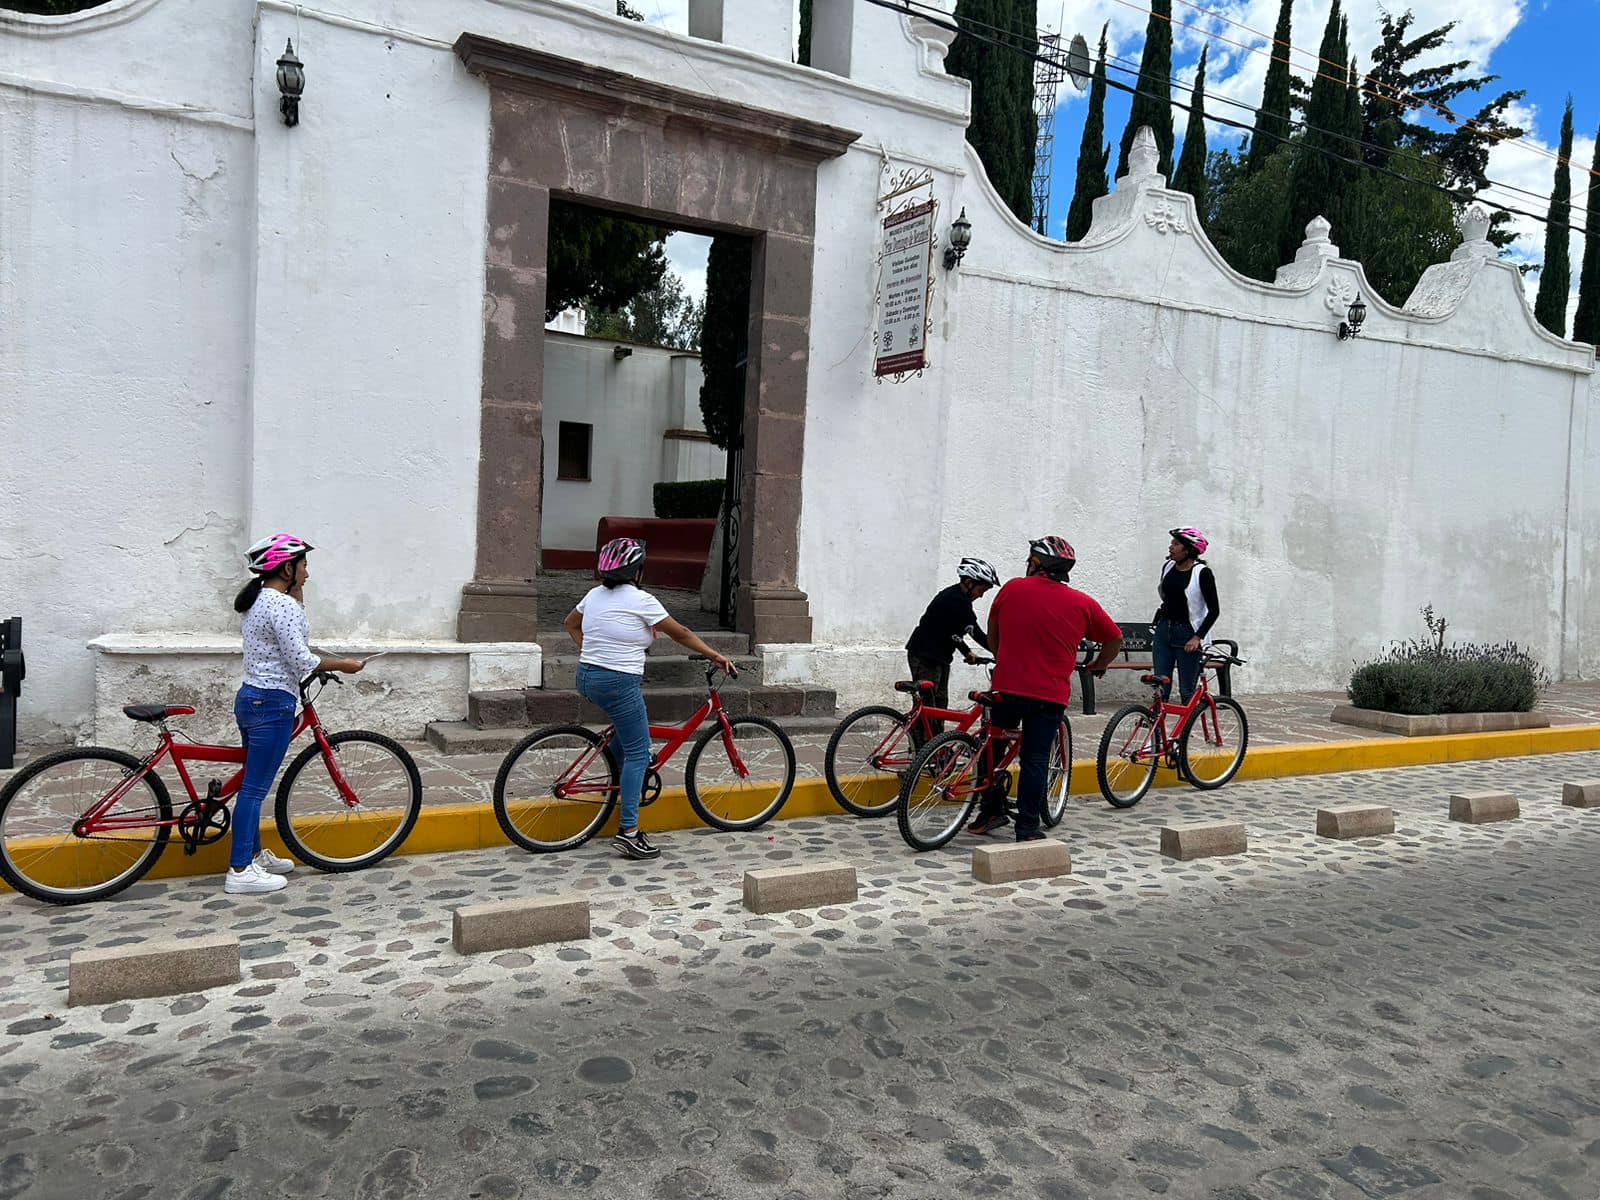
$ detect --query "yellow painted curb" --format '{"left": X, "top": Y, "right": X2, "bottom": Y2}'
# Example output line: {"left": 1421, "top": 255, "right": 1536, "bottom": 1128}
{"left": 7, "top": 722, "right": 1598, "bottom": 894}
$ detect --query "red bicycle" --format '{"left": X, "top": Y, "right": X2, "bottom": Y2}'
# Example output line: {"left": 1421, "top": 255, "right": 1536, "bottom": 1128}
{"left": 895, "top": 688, "right": 1073, "bottom": 851}
{"left": 824, "top": 676, "right": 987, "bottom": 818}
{"left": 492, "top": 659, "right": 797, "bottom": 852}
{"left": 0, "top": 672, "right": 422, "bottom": 905}
{"left": 1095, "top": 650, "right": 1249, "bottom": 808}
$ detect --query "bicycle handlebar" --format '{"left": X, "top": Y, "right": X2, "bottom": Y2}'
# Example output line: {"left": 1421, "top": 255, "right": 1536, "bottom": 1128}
{"left": 687, "top": 654, "right": 739, "bottom": 681}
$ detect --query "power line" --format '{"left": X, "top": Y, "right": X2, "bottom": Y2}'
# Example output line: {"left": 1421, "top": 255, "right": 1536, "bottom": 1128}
{"left": 868, "top": 0, "right": 1591, "bottom": 241}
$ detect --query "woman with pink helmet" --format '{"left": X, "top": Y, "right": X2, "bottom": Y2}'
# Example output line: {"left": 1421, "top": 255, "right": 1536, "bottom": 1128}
{"left": 1151, "top": 527, "right": 1221, "bottom": 704}
{"left": 226, "top": 535, "right": 365, "bottom": 894}
{"left": 563, "top": 537, "right": 735, "bottom": 860}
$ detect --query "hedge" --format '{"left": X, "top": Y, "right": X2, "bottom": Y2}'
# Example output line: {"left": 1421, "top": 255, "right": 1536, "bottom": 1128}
{"left": 1345, "top": 606, "right": 1549, "bottom": 715}
{"left": 652, "top": 479, "right": 724, "bottom": 519}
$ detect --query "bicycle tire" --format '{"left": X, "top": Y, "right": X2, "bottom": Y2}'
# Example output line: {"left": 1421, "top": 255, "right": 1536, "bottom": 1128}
{"left": 896, "top": 730, "right": 983, "bottom": 851}
{"left": 685, "top": 716, "right": 797, "bottom": 832}
{"left": 1096, "top": 704, "right": 1161, "bottom": 809}
{"left": 1042, "top": 717, "right": 1073, "bottom": 828}
{"left": 824, "top": 704, "right": 911, "bottom": 818}
{"left": 275, "top": 730, "right": 423, "bottom": 872}
{"left": 0, "top": 747, "right": 173, "bottom": 905}
{"left": 493, "top": 725, "right": 619, "bottom": 853}
{"left": 1178, "top": 697, "right": 1250, "bottom": 790}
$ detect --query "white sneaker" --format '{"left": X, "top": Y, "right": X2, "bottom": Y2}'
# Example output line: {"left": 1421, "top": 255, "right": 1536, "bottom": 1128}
{"left": 223, "top": 863, "right": 287, "bottom": 895}
{"left": 254, "top": 848, "right": 295, "bottom": 875}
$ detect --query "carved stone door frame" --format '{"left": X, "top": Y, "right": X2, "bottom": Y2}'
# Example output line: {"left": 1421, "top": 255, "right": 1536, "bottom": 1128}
{"left": 453, "top": 35, "right": 858, "bottom": 644}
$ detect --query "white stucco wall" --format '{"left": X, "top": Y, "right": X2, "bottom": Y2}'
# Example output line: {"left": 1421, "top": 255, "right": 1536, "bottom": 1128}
{"left": 541, "top": 334, "right": 717, "bottom": 551}
{"left": 3, "top": 0, "right": 1597, "bottom": 743}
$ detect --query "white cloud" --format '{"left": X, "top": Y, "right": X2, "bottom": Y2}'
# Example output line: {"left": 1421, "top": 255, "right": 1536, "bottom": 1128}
{"left": 663, "top": 230, "right": 712, "bottom": 304}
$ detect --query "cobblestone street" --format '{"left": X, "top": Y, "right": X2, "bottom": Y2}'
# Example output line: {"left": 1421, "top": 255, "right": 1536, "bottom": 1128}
{"left": 2, "top": 751, "right": 1599, "bottom": 1198}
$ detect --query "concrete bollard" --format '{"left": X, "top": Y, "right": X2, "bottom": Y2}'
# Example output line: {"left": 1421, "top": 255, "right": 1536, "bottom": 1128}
{"left": 742, "top": 863, "right": 857, "bottom": 914}
{"left": 1315, "top": 805, "right": 1395, "bottom": 840}
{"left": 1449, "top": 792, "right": 1519, "bottom": 825}
{"left": 1561, "top": 781, "right": 1600, "bottom": 809}
{"left": 972, "top": 840, "right": 1072, "bottom": 884}
{"left": 453, "top": 895, "right": 590, "bottom": 954}
{"left": 1159, "top": 821, "right": 1247, "bottom": 861}
{"left": 69, "top": 935, "right": 240, "bottom": 1007}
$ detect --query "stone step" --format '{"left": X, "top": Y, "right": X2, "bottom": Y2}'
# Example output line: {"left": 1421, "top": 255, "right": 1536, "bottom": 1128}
{"left": 425, "top": 714, "right": 843, "bottom": 756}
{"left": 468, "top": 685, "right": 836, "bottom": 730}
{"left": 540, "top": 653, "right": 764, "bottom": 689}
{"left": 534, "top": 629, "right": 751, "bottom": 657}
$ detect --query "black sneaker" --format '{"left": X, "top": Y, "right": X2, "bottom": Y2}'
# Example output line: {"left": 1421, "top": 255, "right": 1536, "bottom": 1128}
{"left": 612, "top": 830, "right": 661, "bottom": 860}
{"left": 966, "top": 811, "right": 1011, "bottom": 837}
{"left": 1016, "top": 831, "right": 1046, "bottom": 843}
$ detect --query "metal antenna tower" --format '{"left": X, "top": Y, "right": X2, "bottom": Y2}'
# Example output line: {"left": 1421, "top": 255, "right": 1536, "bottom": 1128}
{"left": 1032, "top": 31, "right": 1065, "bottom": 236}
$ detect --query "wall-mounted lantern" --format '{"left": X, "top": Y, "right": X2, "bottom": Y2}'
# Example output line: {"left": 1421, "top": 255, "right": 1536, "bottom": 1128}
{"left": 277, "top": 39, "right": 305, "bottom": 127}
{"left": 1337, "top": 296, "right": 1368, "bottom": 341}
{"left": 943, "top": 208, "right": 972, "bottom": 270}
{"left": 613, "top": 345, "right": 634, "bottom": 361}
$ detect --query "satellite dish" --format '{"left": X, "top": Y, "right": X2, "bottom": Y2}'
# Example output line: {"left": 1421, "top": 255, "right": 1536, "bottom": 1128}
{"left": 1067, "top": 33, "right": 1091, "bottom": 91}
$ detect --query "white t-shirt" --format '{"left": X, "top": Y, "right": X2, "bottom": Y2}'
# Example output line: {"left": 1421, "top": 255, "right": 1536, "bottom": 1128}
{"left": 242, "top": 588, "right": 322, "bottom": 697}
{"left": 577, "top": 584, "right": 670, "bottom": 675}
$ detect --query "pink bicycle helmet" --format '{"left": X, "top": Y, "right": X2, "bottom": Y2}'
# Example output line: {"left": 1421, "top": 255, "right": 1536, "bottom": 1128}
{"left": 245, "top": 533, "right": 313, "bottom": 574}
{"left": 597, "top": 537, "right": 646, "bottom": 582}
{"left": 1170, "top": 527, "right": 1209, "bottom": 556}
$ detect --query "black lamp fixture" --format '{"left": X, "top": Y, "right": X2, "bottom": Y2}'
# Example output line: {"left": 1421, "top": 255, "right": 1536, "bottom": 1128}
{"left": 277, "top": 39, "right": 305, "bottom": 127}
{"left": 613, "top": 345, "right": 633, "bottom": 361}
{"left": 1337, "top": 295, "right": 1368, "bottom": 340}
{"left": 943, "top": 207, "right": 972, "bottom": 270}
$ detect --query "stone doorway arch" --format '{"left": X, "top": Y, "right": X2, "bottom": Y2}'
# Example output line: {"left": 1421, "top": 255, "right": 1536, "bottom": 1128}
{"left": 453, "top": 36, "right": 858, "bottom": 645}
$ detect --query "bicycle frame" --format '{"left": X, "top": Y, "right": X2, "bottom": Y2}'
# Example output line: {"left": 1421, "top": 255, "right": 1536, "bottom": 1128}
{"left": 550, "top": 679, "right": 742, "bottom": 800}
{"left": 79, "top": 695, "right": 351, "bottom": 834}
{"left": 1124, "top": 668, "right": 1224, "bottom": 763}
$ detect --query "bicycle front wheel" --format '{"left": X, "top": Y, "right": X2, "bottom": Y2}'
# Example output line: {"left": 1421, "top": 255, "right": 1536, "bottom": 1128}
{"left": 686, "top": 716, "right": 797, "bottom": 831}
{"left": 276, "top": 731, "right": 422, "bottom": 871}
{"left": 824, "top": 705, "right": 911, "bottom": 817}
{"left": 897, "top": 730, "right": 982, "bottom": 851}
{"left": 1042, "top": 718, "right": 1073, "bottom": 828}
{"left": 1096, "top": 705, "right": 1161, "bottom": 809}
{"left": 0, "top": 748, "right": 173, "bottom": 904}
{"left": 493, "top": 725, "right": 619, "bottom": 853}
{"left": 1179, "top": 697, "right": 1249, "bottom": 790}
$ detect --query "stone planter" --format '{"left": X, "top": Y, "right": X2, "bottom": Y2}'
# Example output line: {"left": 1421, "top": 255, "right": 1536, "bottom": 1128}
{"left": 1329, "top": 706, "right": 1550, "bottom": 736}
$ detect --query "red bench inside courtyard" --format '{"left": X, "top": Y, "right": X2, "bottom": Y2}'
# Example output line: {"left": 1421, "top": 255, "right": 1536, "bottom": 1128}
{"left": 594, "top": 517, "right": 715, "bottom": 590}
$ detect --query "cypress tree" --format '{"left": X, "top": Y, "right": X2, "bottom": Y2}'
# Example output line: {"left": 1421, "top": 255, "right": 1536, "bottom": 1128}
{"left": 1534, "top": 99, "right": 1575, "bottom": 337}
{"left": 1116, "top": 0, "right": 1174, "bottom": 180}
{"left": 1171, "top": 46, "right": 1209, "bottom": 211}
{"left": 946, "top": 0, "right": 1039, "bottom": 223}
{"left": 798, "top": 0, "right": 812, "bottom": 66}
{"left": 1063, "top": 25, "right": 1110, "bottom": 241}
{"left": 1280, "top": 1, "right": 1349, "bottom": 263}
{"left": 1574, "top": 125, "right": 1600, "bottom": 345}
{"left": 1246, "top": 0, "right": 1295, "bottom": 175}
{"left": 698, "top": 235, "right": 752, "bottom": 451}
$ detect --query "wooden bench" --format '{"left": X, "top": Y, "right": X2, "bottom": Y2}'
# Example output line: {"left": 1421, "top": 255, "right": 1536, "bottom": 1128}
{"left": 1075, "top": 623, "right": 1237, "bottom": 715}
{"left": 594, "top": 516, "right": 716, "bottom": 590}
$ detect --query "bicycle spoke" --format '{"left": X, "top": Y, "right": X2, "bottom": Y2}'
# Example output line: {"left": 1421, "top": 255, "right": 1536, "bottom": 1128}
{"left": 494, "top": 728, "right": 617, "bottom": 852}
{"left": 277, "top": 734, "right": 420, "bottom": 869}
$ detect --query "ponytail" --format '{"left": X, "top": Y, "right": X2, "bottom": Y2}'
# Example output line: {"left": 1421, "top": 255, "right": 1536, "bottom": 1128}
{"left": 233, "top": 575, "right": 265, "bottom": 614}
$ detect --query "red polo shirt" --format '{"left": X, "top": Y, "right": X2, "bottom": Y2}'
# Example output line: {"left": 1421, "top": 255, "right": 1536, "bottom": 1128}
{"left": 990, "top": 574, "right": 1120, "bottom": 706}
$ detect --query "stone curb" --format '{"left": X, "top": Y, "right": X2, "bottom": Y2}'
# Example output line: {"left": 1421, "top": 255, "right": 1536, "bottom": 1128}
{"left": 972, "top": 840, "right": 1071, "bottom": 884}
{"left": 1315, "top": 804, "right": 1395, "bottom": 839}
{"left": 453, "top": 895, "right": 590, "bottom": 954}
{"left": 68, "top": 935, "right": 240, "bottom": 1007}
{"left": 743, "top": 862, "right": 857, "bottom": 914}
{"left": 1160, "top": 821, "right": 1247, "bottom": 861}
{"left": 1561, "top": 781, "right": 1600, "bottom": 808}
{"left": 1449, "top": 792, "right": 1519, "bottom": 824}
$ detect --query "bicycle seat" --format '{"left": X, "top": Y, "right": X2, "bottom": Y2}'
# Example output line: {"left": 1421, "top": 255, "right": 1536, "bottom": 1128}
{"left": 967, "top": 690, "right": 1000, "bottom": 705}
{"left": 893, "top": 680, "right": 936, "bottom": 695}
{"left": 123, "top": 704, "right": 196, "bottom": 722}
{"left": 1139, "top": 674, "right": 1170, "bottom": 687}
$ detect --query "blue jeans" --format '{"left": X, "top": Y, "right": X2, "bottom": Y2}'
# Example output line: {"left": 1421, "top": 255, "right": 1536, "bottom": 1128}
{"left": 233, "top": 685, "right": 296, "bottom": 869}
{"left": 975, "top": 695, "right": 1066, "bottom": 840}
{"left": 1152, "top": 619, "right": 1201, "bottom": 703}
{"left": 575, "top": 663, "right": 651, "bottom": 832}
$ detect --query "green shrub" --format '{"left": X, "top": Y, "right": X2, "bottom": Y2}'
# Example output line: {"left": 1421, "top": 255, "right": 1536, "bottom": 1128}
{"left": 1346, "top": 606, "right": 1549, "bottom": 715}
{"left": 652, "top": 479, "right": 723, "bottom": 519}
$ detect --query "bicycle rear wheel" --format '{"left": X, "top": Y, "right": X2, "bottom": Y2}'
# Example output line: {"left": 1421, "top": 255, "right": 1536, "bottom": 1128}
{"left": 275, "top": 731, "right": 422, "bottom": 871}
{"left": 686, "top": 716, "right": 797, "bottom": 831}
{"left": 0, "top": 748, "right": 173, "bottom": 904}
{"left": 1179, "top": 697, "right": 1249, "bottom": 790}
{"left": 493, "top": 725, "right": 619, "bottom": 853}
{"left": 1096, "top": 705, "right": 1161, "bottom": 809}
{"left": 1042, "top": 717, "right": 1073, "bottom": 828}
{"left": 897, "top": 730, "right": 982, "bottom": 851}
{"left": 824, "top": 705, "right": 912, "bottom": 818}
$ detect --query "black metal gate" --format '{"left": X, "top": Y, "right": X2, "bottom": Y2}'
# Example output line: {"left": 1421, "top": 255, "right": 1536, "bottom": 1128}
{"left": 716, "top": 355, "right": 748, "bottom": 630}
